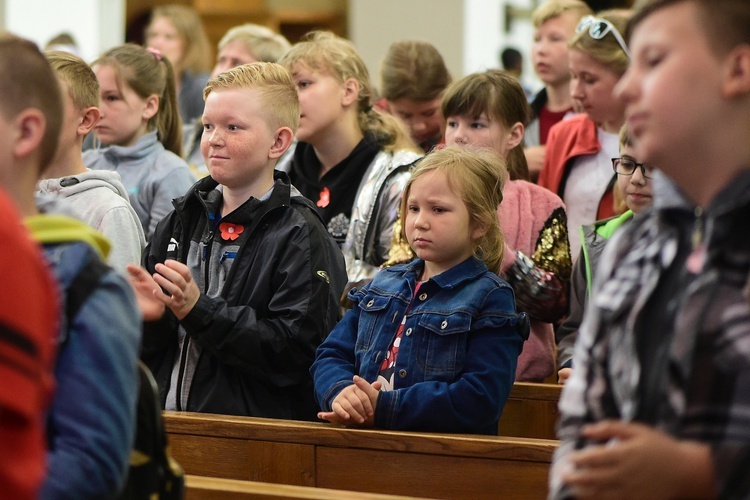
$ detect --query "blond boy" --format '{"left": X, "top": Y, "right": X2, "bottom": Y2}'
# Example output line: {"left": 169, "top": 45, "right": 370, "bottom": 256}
{"left": 129, "top": 62, "right": 346, "bottom": 420}
{"left": 525, "top": 0, "right": 592, "bottom": 177}
{"left": 39, "top": 51, "right": 145, "bottom": 274}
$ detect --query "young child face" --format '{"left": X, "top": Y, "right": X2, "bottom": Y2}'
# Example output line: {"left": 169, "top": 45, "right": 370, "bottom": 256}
{"left": 616, "top": 143, "right": 653, "bottom": 215}
{"left": 405, "top": 170, "right": 481, "bottom": 278}
{"left": 212, "top": 40, "right": 258, "bottom": 78}
{"left": 145, "top": 16, "right": 185, "bottom": 70}
{"left": 93, "top": 65, "right": 153, "bottom": 147}
{"left": 291, "top": 63, "right": 351, "bottom": 145}
{"left": 533, "top": 12, "right": 580, "bottom": 87}
{"left": 386, "top": 96, "right": 443, "bottom": 147}
{"left": 615, "top": 2, "right": 729, "bottom": 177}
{"left": 569, "top": 49, "right": 625, "bottom": 129}
{"left": 200, "top": 86, "right": 277, "bottom": 190}
{"left": 444, "top": 113, "right": 515, "bottom": 159}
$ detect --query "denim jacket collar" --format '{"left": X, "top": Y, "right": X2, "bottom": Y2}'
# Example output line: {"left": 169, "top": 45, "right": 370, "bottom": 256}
{"left": 403, "top": 257, "right": 489, "bottom": 290}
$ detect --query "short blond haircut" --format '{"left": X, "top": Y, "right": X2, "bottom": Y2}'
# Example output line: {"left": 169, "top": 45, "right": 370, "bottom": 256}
{"left": 204, "top": 61, "right": 299, "bottom": 134}
{"left": 218, "top": 24, "right": 291, "bottom": 63}
{"left": 46, "top": 50, "right": 99, "bottom": 111}
{"left": 532, "top": 0, "right": 593, "bottom": 27}
{"left": 401, "top": 146, "right": 508, "bottom": 273}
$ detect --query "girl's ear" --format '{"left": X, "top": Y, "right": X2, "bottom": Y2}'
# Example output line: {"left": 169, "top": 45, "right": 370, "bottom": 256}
{"left": 78, "top": 106, "right": 101, "bottom": 136}
{"left": 268, "top": 127, "right": 295, "bottom": 160}
{"left": 142, "top": 94, "right": 159, "bottom": 121}
{"left": 471, "top": 220, "right": 489, "bottom": 242}
{"left": 506, "top": 122, "right": 525, "bottom": 150}
{"left": 341, "top": 77, "right": 360, "bottom": 108}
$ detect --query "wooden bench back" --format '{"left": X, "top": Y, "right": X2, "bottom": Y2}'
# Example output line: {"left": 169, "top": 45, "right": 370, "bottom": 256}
{"left": 498, "top": 382, "right": 562, "bottom": 440}
{"left": 166, "top": 412, "right": 558, "bottom": 500}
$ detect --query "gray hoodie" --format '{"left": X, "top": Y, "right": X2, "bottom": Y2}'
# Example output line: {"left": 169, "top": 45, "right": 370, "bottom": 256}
{"left": 37, "top": 170, "right": 145, "bottom": 274}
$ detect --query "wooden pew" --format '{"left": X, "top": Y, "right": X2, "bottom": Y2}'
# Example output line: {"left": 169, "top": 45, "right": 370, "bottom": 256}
{"left": 166, "top": 412, "right": 558, "bottom": 500}
{"left": 185, "top": 475, "right": 424, "bottom": 499}
{"left": 498, "top": 382, "right": 562, "bottom": 440}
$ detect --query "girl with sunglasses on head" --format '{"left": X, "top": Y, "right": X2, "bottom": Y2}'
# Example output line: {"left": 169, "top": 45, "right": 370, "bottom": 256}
{"left": 538, "top": 9, "right": 632, "bottom": 259}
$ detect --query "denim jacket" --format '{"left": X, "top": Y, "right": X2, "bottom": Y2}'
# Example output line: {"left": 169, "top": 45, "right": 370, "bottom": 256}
{"left": 312, "top": 257, "right": 529, "bottom": 435}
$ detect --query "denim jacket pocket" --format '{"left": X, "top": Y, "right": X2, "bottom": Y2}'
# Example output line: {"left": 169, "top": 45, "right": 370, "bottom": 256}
{"left": 355, "top": 293, "right": 395, "bottom": 354}
{"left": 415, "top": 312, "right": 471, "bottom": 380}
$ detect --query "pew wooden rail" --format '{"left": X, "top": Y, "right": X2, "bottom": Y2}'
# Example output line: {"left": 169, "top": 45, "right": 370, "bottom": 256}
{"left": 498, "top": 382, "right": 562, "bottom": 440}
{"left": 166, "top": 412, "right": 558, "bottom": 500}
{"left": 185, "top": 475, "right": 427, "bottom": 499}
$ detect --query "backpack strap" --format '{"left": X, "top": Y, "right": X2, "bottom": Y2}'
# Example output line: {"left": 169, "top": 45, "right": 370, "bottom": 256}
{"left": 64, "top": 256, "right": 109, "bottom": 325}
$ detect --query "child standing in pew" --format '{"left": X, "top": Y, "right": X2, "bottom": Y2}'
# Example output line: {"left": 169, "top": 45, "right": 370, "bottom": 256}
{"left": 312, "top": 146, "right": 529, "bottom": 435}
{"left": 128, "top": 62, "right": 347, "bottom": 421}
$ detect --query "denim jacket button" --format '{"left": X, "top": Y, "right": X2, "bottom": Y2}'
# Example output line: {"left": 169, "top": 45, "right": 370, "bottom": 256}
{"left": 405, "top": 328, "right": 412, "bottom": 336}
{"left": 440, "top": 320, "right": 448, "bottom": 329}
{"left": 398, "top": 369, "right": 407, "bottom": 378}
{"left": 419, "top": 292, "right": 428, "bottom": 301}
{"left": 367, "top": 299, "right": 374, "bottom": 307}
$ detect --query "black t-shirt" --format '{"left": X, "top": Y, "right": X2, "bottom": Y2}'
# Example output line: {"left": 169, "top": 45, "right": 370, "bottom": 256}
{"left": 288, "top": 135, "right": 381, "bottom": 247}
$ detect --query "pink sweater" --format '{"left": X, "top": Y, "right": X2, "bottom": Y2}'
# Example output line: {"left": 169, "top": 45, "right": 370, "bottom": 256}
{"left": 499, "top": 180, "right": 568, "bottom": 382}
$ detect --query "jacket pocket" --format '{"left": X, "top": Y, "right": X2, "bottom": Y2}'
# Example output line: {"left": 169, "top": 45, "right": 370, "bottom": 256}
{"left": 415, "top": 312, "right": 471, "bottom": 380}
{"left": 354, "top": 293, "right": 394, "bottom": 355}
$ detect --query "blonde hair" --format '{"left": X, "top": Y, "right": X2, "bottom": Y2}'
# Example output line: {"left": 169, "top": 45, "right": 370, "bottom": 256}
{"left": 400, "top": 146, "right": 508, "bottom": 273}
{"left": 93, "top": 44, "right": 182, "bottom": 155}
{"left": 0, "top": 34, "right": 63, "bottom": 173}
{"left": 147, "top": 4, "right": 211, "bottom": 74}
{"left": 218, "top": 24, "right": 291, "bottom": 63}
{"left": 532, "top": 0, "right": 593, "bottom": 27}
{"left": 570, "top": 9, "right": 632, "bottom": 75}
{"left": 46, "top": 50, "right": 98, "bottom": 111}
{"left": 441, "top": 69, "right": 531, "bottom": 181}
{"left": 204, "top": 62, "right": 299, "bottom": 134}
{"left": 280, "top": 31, "right": 418, "bottom": 153}
{"left": 380, "top": 40, "right": 451, "bottom": 102}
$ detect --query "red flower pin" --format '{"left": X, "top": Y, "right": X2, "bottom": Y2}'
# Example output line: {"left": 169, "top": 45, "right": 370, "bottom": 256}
{"left": 317, "top": 187, "right": 330, "bottom": 208}
{"left": 219, "top": 222, "right": 244, "bottom": 241}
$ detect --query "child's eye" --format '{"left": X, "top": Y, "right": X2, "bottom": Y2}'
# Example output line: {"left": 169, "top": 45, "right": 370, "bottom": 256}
{"left": 446, "top": 120, "right": 458, "bottom": 128}
{"left": 408, "top": 205, "right": 419, "bottom": 213}
{"left": 296, "top": 80, "right": 311, "bottom": 89}
{"left": 228, "top": 125, "right": 239, "bottom": 131}
{"left": 470, "top": 122, "right": 485, "bottom": 129}
{"left": 104, "top": 95, "right": 119, "bottom": 102}
{"left": 432, "top": 207, "right": 446, "bottom": 214}
{"left": 203, "top": 123, "right": 212, "bottom": 131}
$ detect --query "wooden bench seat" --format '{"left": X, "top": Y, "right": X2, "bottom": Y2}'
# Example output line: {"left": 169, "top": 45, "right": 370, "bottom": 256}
{"left": 498, "top": 382, "right": 562, "bottom": 440}
{"left": 185, "top": 475, "right": 426, "bottom": 499}
{"left": 166, "top": 412, "right": 558, "bottom": 499}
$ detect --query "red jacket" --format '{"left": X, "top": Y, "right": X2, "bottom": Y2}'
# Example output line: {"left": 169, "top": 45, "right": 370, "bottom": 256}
{"left": 538, "top": 114, "right": 616, "bottom": 220}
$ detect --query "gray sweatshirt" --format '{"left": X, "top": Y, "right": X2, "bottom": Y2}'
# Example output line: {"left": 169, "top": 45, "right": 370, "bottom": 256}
{"left": 37, "top": 169, "right": 145, "bottom": 274}
{"left": 83, "top": 131, "right": 196, "bottom": 240}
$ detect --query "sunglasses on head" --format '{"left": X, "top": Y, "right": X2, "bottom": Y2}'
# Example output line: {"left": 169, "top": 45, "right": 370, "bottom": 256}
{"left": 576, "top": 15, "right": 630, "bottom": 58}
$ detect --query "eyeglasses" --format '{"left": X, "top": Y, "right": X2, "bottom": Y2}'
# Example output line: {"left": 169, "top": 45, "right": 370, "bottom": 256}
{"left": 576, "top": 15, "right": 630, "bottom": 58}
{"left": 612, "top": 157, "right": 653, "bottom": 179}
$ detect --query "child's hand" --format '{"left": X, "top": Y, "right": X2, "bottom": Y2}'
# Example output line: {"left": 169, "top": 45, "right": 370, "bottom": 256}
{"left": 562, "top": 420, "right": 714, "bottom": 499}
{"left": 151, "top": 259, "right": 201, "bottom": 320}
{"left": 318, "top": 376, "right": 382, "bottom": 427}
{"left": 126, "top": 264, "right": 166, "bottom": 321}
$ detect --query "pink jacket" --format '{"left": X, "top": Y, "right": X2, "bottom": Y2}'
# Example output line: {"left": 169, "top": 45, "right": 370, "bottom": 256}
{"left": 499, "top": 180, "right": 570, "bottom": 382}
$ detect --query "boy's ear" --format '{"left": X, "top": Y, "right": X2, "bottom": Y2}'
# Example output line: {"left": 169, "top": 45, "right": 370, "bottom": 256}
{"left": 506, "top": 122, "right": 525, "bottom": 150}
{"left": 341, "top": 77, "right": 360, "bottom": 108}
{"left": 13, "top": 109, "right": 46, "bottom": 160}
{"left": 142, "top": 94, "right": 159, "bottom": 121}
{"left": 721, "top": 44, "right": 750, "bottom": 98}
{"left": 268, "top": 127, "right": 295, "bottom": 160}
{"left": 77, "top": 106, "right": 101, "bottom": 136}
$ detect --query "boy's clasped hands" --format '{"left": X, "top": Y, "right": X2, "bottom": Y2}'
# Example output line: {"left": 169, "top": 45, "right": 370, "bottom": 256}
{"left": 318, "top": 376, "right": 382, "bottom": 427}
{"left": 127, "top": 260, "right": 201, "bottom": 321}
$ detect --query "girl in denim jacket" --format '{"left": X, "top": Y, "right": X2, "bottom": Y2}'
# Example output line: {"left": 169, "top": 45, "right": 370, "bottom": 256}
{"left": 312, "top": 146, "right": 528, "bottom": 435}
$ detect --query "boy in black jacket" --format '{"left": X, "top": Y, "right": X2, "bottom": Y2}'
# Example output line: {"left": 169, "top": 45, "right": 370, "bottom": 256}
{"left": 128, "top": 62, "right": 346, "bottom": 420}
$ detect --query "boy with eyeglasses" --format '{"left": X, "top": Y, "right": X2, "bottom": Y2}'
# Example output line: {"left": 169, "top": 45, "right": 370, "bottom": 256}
{"left": 550, "top": 0, "right": 750, "bottom": 498}
{"left": 555, "top": 124, "right": 652, "bottom": 385}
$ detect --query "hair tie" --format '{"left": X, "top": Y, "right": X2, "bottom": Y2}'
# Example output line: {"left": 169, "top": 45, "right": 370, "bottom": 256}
{"left": 146, "top": 47, "right": 163, "bottom": 61}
